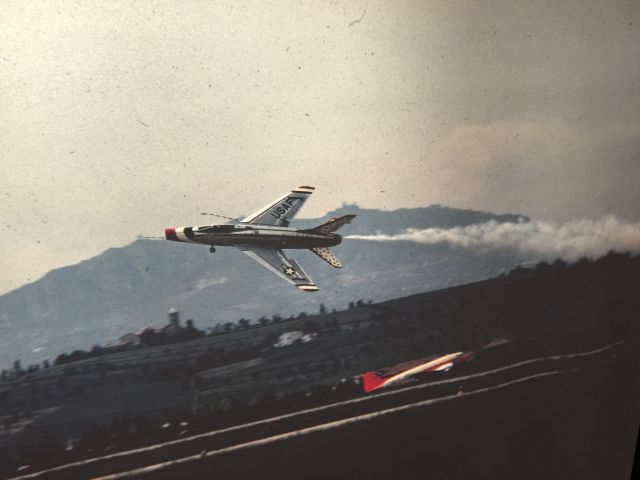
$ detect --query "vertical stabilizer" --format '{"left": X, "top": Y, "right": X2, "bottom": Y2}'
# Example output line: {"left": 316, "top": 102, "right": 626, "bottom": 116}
{"left": 311, "top": 214, "right": 356, "bottom": 235}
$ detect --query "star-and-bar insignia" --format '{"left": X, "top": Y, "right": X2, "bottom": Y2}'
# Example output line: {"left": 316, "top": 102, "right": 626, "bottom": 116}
{"left": 283, "top": 266, "right": 297, "bottom": 277}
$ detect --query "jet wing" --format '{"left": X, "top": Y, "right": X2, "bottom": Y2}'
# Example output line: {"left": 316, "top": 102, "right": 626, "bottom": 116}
{"left": 237, "top": 245, "right": 319, "bottom": 292}
{"left": 241, "top": 186, "right": 314, "bottom": 227}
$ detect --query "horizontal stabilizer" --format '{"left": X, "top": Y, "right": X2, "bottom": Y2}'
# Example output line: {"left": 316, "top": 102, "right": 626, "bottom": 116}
{"left": 310, "top": 247, "right": 343, "bottom": 268}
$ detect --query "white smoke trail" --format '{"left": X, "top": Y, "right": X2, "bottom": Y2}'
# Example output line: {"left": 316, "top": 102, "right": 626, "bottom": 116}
{"left": 346, "top": 217, "right": 640, "bottom": 261}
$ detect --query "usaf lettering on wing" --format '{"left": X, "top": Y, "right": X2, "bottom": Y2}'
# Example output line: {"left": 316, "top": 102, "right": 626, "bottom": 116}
{"left": 271, "top": 197, "right": 298, "bottom": 220}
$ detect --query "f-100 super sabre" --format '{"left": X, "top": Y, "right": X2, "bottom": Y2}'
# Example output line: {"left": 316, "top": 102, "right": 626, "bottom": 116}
{"left": 164, "top": 186, "right": 355, "bottom": 292}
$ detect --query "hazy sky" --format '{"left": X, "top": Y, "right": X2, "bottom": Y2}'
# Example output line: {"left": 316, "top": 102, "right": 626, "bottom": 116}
{"left": 1, "top": 0, "right": 639, "bottom": 293}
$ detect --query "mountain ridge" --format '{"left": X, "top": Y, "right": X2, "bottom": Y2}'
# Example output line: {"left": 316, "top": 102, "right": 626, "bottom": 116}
{"left": 0, "top": 204, "right": 529, "bottom": 369}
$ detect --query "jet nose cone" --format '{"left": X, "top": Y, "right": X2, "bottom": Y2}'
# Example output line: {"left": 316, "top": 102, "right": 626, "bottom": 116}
{"left": 165, "top": 227, "right": 178, "bottom": 241}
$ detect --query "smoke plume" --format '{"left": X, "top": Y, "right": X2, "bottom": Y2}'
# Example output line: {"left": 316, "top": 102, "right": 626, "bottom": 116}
{"left": 346, "top": 217, "right": 640, "bottom": 261}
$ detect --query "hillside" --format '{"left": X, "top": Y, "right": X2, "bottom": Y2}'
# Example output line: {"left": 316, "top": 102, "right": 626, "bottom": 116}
{"left": 0, "top": 253, "right": 638, "bottom": 477}
{"left": 0, "top": 205, "right": 528, "bottom": 368}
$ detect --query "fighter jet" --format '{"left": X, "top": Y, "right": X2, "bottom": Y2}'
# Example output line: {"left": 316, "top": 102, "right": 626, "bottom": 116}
{"left": 164, "top": 186, "right": 355, "bottom": 292}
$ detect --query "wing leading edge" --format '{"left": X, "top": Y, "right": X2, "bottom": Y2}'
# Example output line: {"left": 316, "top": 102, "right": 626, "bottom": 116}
{"left": 237, "top": 246, "right": 319, "bottom": 292}
{"left": 241, "top": 186, "right": 314, "bottom": 227}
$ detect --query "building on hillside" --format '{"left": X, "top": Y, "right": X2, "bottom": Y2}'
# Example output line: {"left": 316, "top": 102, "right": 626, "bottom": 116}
{"left": 118, "top": 308, "right": 184, "bottom": 345}
{"left": 165, "top": 307, "right": 181, "bottom": 334}
{"left": 119, "top": 332, "right": 141, "bottom": 345}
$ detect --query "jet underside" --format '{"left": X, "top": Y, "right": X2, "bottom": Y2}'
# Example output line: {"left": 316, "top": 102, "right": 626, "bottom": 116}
{"left": 166, "top": 226, "right": 341, "bottom": 249}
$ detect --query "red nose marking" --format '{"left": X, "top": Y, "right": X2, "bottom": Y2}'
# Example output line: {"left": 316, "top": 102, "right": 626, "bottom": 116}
{"left": 165, "top": 227, "right": 178, "bottom": 241}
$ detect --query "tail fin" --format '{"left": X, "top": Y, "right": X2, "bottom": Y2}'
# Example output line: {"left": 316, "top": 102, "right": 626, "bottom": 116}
{"left": 361, "top": 371, "right": 386, "bottom": 393}
{"left": 310, "top": 247, "right": 343, "bottom": 268}
{"left": 311, "top": 214, "right": 356, "bottom": 235}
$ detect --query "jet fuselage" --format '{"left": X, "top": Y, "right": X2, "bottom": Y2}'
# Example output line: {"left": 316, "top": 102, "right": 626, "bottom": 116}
{"left": 165, "top": 224, "right": 341, "bottom": 249}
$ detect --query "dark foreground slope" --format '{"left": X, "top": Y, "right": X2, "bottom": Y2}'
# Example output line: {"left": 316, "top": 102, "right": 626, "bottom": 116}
{"left": 10, "top": 343, "right": 637, "bottom": 480}
{"left": 2, "top": 253, "right": 639, "bottom": 478}
{"left": 102, "top": 351, "right": 637, "bottom": 480}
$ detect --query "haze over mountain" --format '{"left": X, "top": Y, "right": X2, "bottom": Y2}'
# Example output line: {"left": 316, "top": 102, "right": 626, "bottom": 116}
{"left": 0, "top": 205, "right": 531, "bottom": 368}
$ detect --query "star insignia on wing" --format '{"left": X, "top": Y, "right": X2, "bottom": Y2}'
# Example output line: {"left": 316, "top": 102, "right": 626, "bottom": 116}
{"left": 283, "top": 266, "right": 297, "bottom": 277}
